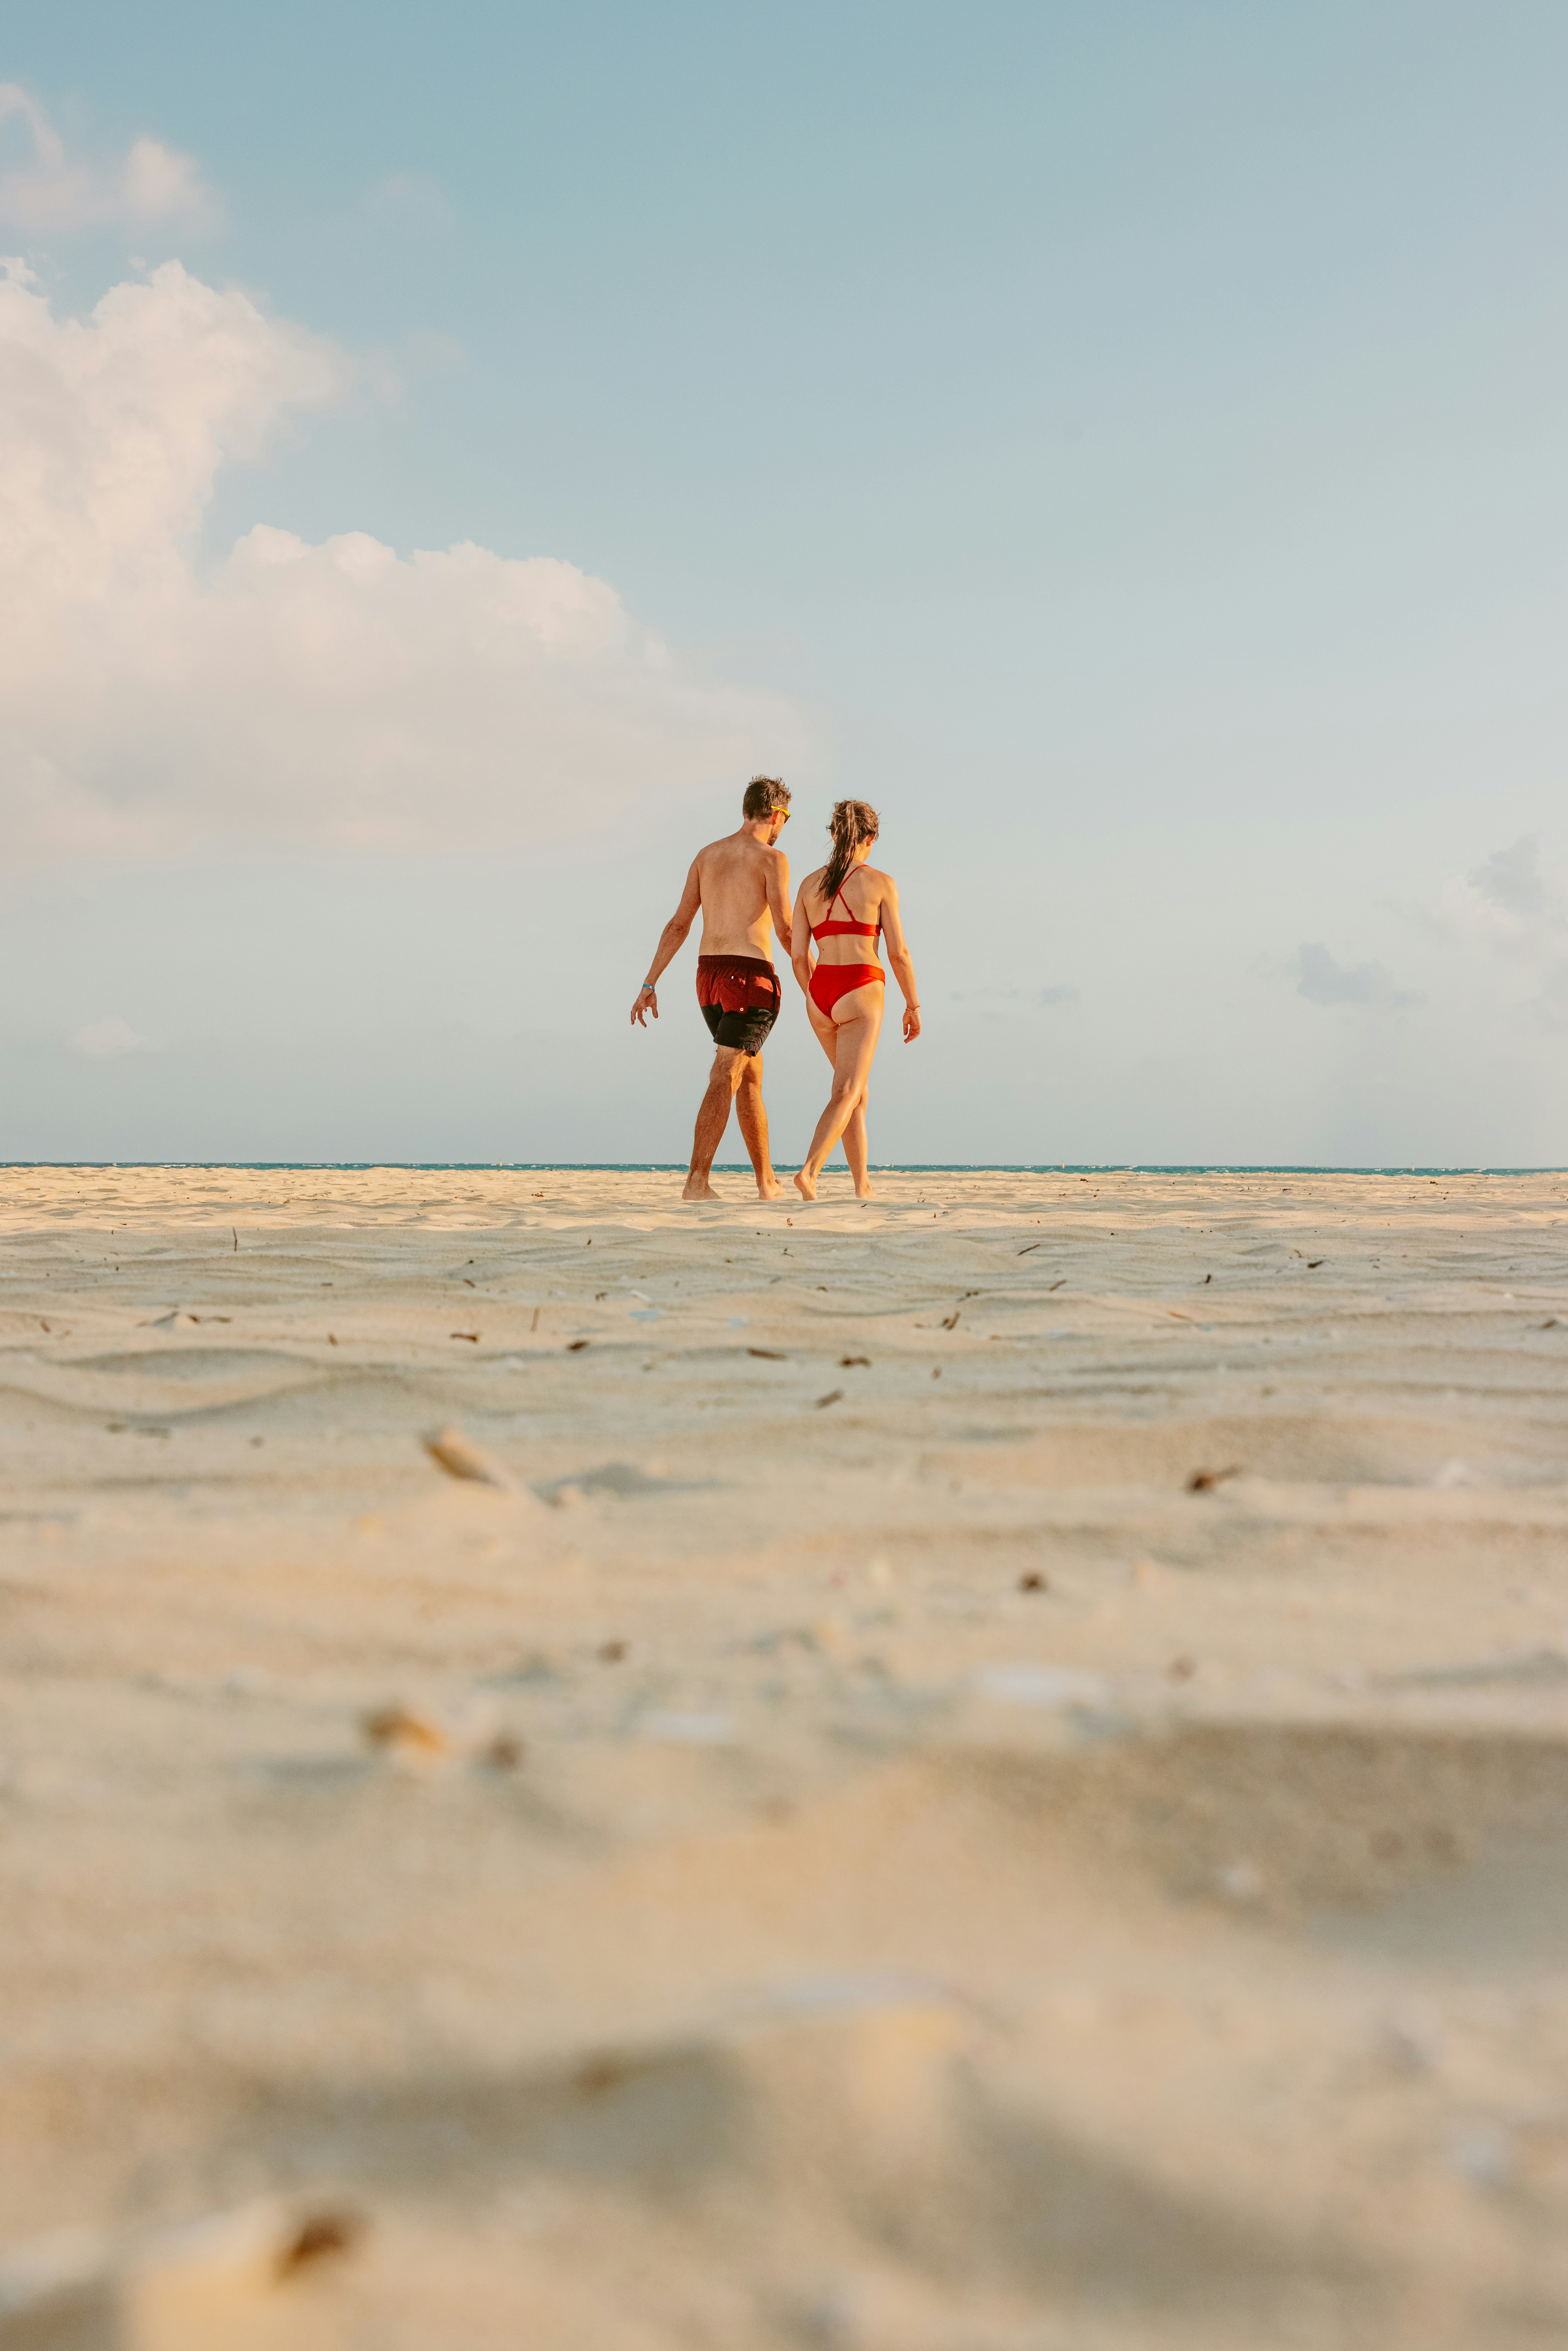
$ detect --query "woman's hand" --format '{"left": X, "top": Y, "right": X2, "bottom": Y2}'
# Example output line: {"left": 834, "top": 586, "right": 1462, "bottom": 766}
{"left": 902, "top": 1001, "right": 921, "bottom": 1042}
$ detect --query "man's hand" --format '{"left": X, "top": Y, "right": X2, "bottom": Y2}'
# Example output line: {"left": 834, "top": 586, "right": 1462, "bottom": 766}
{"left": 631, "top": 985, "right": 658, "bottom": 1029}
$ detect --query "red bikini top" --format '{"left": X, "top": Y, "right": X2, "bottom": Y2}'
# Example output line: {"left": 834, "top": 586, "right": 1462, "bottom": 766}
{"left": 811, "top": 868, "right": 881, "bottom": 940}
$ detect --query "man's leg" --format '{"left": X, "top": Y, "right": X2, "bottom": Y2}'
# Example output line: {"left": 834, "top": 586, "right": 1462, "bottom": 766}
{"left": 684, "top": 1045, "right": 744, "bottom": 1201}
{"left": 734, "top": 1052, "right": 783, "bottom": 1200}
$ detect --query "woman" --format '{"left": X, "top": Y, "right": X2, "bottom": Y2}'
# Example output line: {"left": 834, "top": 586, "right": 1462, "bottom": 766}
{"left": 790, "top": 798, "right": 920, "bottom": 1201}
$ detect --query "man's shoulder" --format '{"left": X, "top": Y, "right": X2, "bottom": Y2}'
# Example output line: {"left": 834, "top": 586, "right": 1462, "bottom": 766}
{"left": 695, "top": 833, "right": 779, "bottom": 877}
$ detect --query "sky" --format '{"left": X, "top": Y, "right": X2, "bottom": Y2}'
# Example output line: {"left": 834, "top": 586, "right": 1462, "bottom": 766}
{"left": 3, "top": 0, "right": 1568, "bottom": 1166}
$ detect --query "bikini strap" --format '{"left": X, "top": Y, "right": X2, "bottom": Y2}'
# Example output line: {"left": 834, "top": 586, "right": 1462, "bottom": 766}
{"left": 830, "top": 864, "right": 870, "bottom": 924}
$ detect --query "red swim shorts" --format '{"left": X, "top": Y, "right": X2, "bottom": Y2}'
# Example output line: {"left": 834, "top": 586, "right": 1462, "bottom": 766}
{"left": 696, "top": 955, "right": 781, "bottom": 1056}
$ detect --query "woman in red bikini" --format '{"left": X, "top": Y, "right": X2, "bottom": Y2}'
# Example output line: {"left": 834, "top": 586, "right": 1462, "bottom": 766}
{"left": 790, "top": 798, "right": 921, "bottom": 1201}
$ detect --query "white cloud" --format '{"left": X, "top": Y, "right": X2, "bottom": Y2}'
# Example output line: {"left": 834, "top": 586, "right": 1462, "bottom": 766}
{"left": 1291, "top": 943, "right": 1414, "bottom": 1008}
{"left": 0, "top": 86, "right": 220, "bottom": 236}
{"left": 0, "top": 261, "right": 808, "bottom": 858}
{"left": 70, "top": 1015, "right": 148, "bottom": 1057}
{"left": 362, "top": 173, "right": 457, "bottom": 235}
{"left": 1433, "top": 835, "right": 1563, "bottom": 953}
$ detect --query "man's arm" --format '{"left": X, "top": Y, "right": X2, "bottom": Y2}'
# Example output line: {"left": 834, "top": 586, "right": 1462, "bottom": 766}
{"left": 765, "top": 848, "right": 793, "bottom": 959}
{"left": 631, "top": 859, "right": 703, "bottom": 1028}
{"left": 789, "top": 879, "right": 814, "bottom": 995}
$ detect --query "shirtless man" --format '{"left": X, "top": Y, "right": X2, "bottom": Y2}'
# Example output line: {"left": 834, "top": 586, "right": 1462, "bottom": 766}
{"left": 630, "top": 777, "right": 793, "bottom": 1201}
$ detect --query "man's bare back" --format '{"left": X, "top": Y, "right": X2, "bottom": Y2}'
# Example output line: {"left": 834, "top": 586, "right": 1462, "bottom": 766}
{"left": 630, "top": 778, "right": 794, "bottom": 1201}
{"left": 690, "top": 831, "right": 793, "bottom": 959}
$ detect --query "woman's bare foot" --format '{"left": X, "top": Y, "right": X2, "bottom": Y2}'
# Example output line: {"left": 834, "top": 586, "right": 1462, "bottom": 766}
{"left": 854, "top": 1180, "right": 876, "bottom": 1199}
{"left": 793, "top": 1167, "right": 817, "bottom": 1202}
{"left": 757, "top": 1175, "right": 784, "bottom": 1200}
{"left": 682, "top": 1175, "right": 720, "bottom": 1202}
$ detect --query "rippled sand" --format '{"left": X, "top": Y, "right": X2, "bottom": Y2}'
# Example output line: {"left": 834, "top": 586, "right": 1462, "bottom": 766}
{"left": 3, "top": 1165, "right": 1568, "bottom": 2348}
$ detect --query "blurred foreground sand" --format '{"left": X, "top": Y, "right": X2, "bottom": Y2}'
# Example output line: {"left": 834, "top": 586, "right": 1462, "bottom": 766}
{"left": 3, "top": 1165, "right": 1568, "bottom": 2348}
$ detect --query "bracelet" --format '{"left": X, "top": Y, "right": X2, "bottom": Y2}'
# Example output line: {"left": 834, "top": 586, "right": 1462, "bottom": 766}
{"left": 639, "top": 980, "right": 657, "bottom": 992}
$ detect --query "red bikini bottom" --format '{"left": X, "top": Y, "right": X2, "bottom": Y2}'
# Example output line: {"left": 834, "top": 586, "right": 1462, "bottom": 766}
{"left": 809, "top": 961, "right": 885, "bottom": 1018}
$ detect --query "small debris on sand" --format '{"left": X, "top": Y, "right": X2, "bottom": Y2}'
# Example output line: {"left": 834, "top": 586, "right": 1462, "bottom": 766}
{"left": 274, "top": 2205, "right": 367, "bottom": 2277}
{"left": 0, "top": 2196, "right": 368, "bottom": 2345}
{"left": 1188, "top": 1465, "right": 1242, "bottom": 1492}
{"left": 422, "top": 1425, "right": 517, "bottom": 1491}
{"left": 363, "top": 1703, "right": 452, "bottom": 1758}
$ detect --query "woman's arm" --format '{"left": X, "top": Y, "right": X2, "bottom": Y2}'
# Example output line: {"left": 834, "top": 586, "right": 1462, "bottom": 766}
{"left": 879, "top": 878, "right": 921, "bottom": 1041}
{"left": 790, "top": 881, "right": 815, "bottom": 995}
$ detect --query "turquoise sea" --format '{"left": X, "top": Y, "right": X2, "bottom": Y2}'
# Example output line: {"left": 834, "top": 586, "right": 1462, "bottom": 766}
{"left": 2, "top": 1164, "right": 1554, "bottom": 1178}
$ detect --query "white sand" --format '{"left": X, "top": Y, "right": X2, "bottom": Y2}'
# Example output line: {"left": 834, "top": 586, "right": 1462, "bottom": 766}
{"left": 3, "top": 1165, "right": 1568, "bottom": 2348}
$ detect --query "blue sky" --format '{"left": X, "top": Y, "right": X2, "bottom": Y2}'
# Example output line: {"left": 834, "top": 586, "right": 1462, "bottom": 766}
{"left": 3, "top": 2, "right": 1568, "bottom": 1164}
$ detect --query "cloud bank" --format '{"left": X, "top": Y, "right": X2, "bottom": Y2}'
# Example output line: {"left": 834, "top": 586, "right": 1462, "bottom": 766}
{"left": 0, "top": 86, "right": 219, "bottom": 235}
{"left": 1291, "top": 943, "right": 1414, "bottom": 1008}
{"left": 69, "top": 1015, "right": 148, "bottom": 1059}
{"left": 1434, "top": 834, "right": 1562, "bottom": 950}
{"left": 1432, "top": 835, "right": 1568, "bottom": 1028}
{"left": 0, "top": 260, "right": 805, "bottom": 858}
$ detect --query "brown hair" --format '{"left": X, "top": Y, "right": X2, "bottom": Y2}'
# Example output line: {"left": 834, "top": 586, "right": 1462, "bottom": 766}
{"left": 742, "top": 775, "right": 791, "bottom": 820}
{"left": 821, "top": 798, "right": 879, "bottom": 911}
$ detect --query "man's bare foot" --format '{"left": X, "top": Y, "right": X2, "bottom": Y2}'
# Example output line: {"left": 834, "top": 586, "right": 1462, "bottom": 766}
{"left": 756, "top": 1175, "right": 784, "bottom": 1200}
{"left": 682, "top": 1176, "right": 720, "bottom": 1202}
{"left": 793, "top": 1168, "right": 817, "bottom": 1202}
{"left": 855, "top": 1180, "right": 876, "bottom": 1199}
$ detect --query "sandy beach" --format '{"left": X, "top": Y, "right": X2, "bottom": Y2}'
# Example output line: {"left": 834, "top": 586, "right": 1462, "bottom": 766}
{"left": 4, "top": 1163, "right": 1568, "bottom": 2349}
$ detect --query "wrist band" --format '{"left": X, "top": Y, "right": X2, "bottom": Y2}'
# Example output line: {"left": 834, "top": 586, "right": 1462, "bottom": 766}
{"left": 639, "top": 981, "right": 656, "bottom": 991}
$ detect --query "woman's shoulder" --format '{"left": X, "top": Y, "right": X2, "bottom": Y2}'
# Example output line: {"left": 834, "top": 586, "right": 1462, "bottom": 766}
{"left": 799, "top": 862, "right": 830, "bottom": 895}
{"left": 860, "top": 861, "right": 894, "bottom": 890}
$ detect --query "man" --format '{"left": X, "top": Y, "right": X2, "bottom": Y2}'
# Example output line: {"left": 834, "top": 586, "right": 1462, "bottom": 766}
{"left": 630, "top": 776, "right": 793, "bottom": 1201}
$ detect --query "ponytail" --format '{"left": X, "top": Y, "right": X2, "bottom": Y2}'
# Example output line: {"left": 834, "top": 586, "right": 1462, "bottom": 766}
{"left": 821, "top": 798, "right": 880, "bottom": 911}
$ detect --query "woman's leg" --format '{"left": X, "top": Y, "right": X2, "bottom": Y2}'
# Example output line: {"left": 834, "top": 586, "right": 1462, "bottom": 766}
{"left": 842, "top": 1090, "right": 872, "bottom": 1197}
{"left": 794, "top": 989, "right": 883, "bottom": 1201}
{"left": 805, "top": 998, "right": 872, "bottom": 1197}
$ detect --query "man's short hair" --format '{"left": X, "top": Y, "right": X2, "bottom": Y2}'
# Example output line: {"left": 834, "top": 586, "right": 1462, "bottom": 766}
{"left": 742, "top": 775, "right": 791, "bottom": 820}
